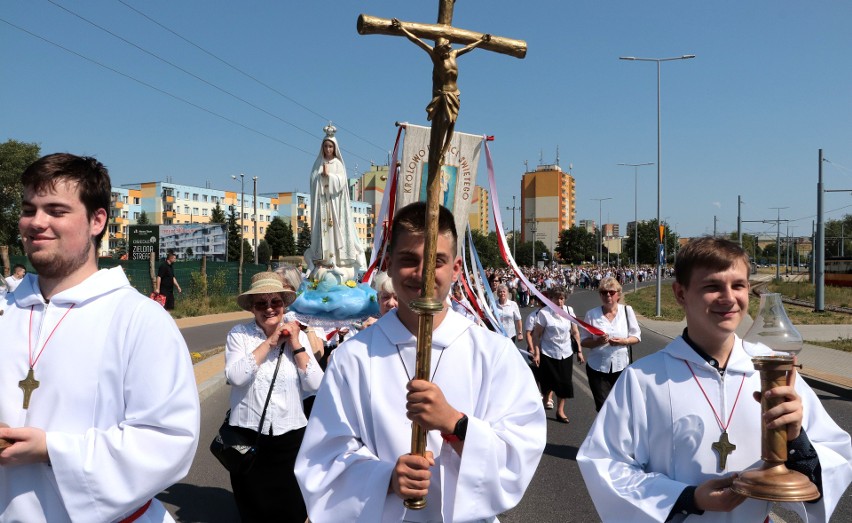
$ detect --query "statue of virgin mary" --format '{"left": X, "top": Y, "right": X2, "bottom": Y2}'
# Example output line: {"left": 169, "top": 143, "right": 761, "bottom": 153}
{"left": 304, "top": 123, "right": 365, "bottom": 282}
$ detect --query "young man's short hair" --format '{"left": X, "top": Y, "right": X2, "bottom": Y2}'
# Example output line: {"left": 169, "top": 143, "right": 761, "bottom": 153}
{"left": 388, "top": 201, "right": 458, "bottom": 254}
{"left": 21, "top": 153, "right": 111, "bottom": 247}
{"left": 674, "top": 236, "right": 750, "bottom": 287}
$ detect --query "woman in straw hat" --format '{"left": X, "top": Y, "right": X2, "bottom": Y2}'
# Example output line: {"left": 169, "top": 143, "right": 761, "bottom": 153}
{"left": 224, "top": 272, "right": 322, "bottom": 522}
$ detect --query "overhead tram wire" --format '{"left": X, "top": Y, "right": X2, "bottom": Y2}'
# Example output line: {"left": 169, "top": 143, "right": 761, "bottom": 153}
{"left": 116, "top": 0, "right": 389, "bottom": 156}
{"left": 0, "top": 17, "right": 314, "bottom": 157}
{"left": 44, "top": 0, "right": 372, "bottom": 164}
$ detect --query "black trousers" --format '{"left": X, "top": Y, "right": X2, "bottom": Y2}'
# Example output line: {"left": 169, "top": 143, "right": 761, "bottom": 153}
{"left": 229, "top": 426, "right": 307, "bottom": 523}
{"left": 586, "top": 366, "right": 623, "bottom": 412}
{"left": 162, "top": 290, "right": 175, "bottom": 310}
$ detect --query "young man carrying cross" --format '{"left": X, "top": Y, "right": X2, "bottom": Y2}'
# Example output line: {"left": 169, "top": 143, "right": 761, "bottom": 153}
{"left": 577, "top": 236, "right": 852, "bottom": 522}
{"left": 0, "top": 153, "right": 200, "bottom": 522}
{"left": 295, "top": 202, "right": 545, "bottom": 522}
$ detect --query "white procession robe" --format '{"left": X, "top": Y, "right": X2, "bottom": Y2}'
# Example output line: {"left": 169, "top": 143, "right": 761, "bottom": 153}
{"left": 295, "top": 309, "right": 546, "bottom": 522}
{"left": 0, "top": 267, "right": 201, "bottom": 522}
{"left": 577, "top": 335, "right": 852, "bottom": 523}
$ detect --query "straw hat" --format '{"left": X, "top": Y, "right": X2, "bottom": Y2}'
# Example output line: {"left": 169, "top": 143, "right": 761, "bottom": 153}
{"left": 237, "top": 272, "right": 297, "bottom": 311}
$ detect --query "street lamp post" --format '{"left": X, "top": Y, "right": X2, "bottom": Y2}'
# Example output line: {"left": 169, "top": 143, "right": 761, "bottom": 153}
{"left": 620, "top": 53, "right": 695, "bottom": 317}
{"left": 253, "top": 176, "right": 259, "bottom": 265}
{"left": 618, "top": 162, "right": 654, "bottom": 293}
{"left": 506, "top": 195, "right": 519, "bottom": 260}
{"left": 531, "top": 220, "right": 537, "bottom": 268}
{"left": 232, "top": 173, "right": 245, "bottom": 292}
{"left": 592, "top": 197, "right": 612, "bottom": 267}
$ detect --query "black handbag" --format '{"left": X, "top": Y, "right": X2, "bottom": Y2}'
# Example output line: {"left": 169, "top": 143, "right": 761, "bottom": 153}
{"left": 210, "top": 346, "right": 284, "bottom": 474}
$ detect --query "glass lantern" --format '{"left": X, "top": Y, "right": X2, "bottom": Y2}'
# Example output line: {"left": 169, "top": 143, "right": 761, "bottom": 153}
{"left": 731, "top": 292, "right": 819, "bottom": 501}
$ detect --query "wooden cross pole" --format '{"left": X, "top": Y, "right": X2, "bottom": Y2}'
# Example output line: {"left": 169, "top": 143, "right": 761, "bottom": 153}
{"left": 358, "top": 0, "right": 526, "bottom": 510}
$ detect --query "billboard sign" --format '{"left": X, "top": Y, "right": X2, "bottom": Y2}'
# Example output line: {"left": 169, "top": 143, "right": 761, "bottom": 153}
{"left": 128, "top": 225, "right": 159, "bottom": 261}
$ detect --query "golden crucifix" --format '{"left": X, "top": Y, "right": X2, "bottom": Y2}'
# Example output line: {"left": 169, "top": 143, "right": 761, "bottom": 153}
{"left": 358, "top": 0, "right": 526, "bottom": 510}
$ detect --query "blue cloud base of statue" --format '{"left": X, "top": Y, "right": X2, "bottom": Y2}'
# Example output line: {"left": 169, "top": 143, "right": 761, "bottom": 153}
{"left": 288, "top": 279, "right": 379, "bottom": 329}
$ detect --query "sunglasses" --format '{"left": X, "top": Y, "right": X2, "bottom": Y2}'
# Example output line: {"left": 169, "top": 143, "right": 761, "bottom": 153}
{"left": 253, "top": 299, "right": 285, "bottom": 311}
{"left": 599, "top": 290, "right": 619, "bottom": 296}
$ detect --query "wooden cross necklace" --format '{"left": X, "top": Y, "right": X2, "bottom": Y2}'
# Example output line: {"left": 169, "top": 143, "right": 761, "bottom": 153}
{"left": 684, "top": 360, "right": 747, "bottom": 470}
{"left": 19, "top": 304, "right": 75, "bottom": 409}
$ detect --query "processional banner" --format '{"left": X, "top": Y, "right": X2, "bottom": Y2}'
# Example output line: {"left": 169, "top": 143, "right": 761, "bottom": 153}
{"left": 398, "top": 123, "right": 482, "bottom": 255}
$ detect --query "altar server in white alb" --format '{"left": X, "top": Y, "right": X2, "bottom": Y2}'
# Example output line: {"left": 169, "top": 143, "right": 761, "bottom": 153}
{"left": 577, "top": 236, "right": 852, "bottom": 522}
{"left": 295, "top": 202, "right": 546, "bottom": 522}
{"left": 0, "top": 153, "right": 200, "bottom": 523}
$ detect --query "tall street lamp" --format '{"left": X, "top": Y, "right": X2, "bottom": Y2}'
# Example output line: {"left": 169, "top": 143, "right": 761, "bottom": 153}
{"left": 620, "top": 53, "right": 695, "bottom": 317}
{"left": 232, "top": 173, "right": 245, "bottom": 292}
{"left": 253, "top": 176, "right": 259, "bottom": 265}
{"left": 618, "top": 162, "right": 654, "bottom": 293}
{"left": 531, "top": 220, "right": 537, "bottom": 267}
{"left": 506, "top": 195, "right": 519, "bottom": 260}
{"left": 592, "top": 197, "right": 612, "bottom": 267}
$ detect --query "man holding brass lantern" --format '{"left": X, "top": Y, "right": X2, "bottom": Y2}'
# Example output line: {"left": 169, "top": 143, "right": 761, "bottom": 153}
{"left": 578, "top": 236, "right": 852, "bottom": 522}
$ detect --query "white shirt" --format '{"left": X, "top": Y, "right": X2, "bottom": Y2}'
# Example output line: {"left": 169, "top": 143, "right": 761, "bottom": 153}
{"left": 523, "top": 308, "right": 540, "bottom": 335}
{"left": 0, "top": 268, "right": 200, "bottom": 523}
{"left": 495, "top": 299, "right": 521, "bottom": 339}
{"left": 535, "top": 305, "right": 577, "bottom": 359}
{"left": 295, "top": 309, "right": 546, "bottom": 523}
{"left": 581, "top": 304, "right": 641, "bottom": 373}
{"left": 4, "top": 274, "right": 23, "bottom": 292}
{"left": 577, "top": 336, "right": 852, "bottom": 523}
{"left": 225, "top": 322, "right": 322, "bottom": 435}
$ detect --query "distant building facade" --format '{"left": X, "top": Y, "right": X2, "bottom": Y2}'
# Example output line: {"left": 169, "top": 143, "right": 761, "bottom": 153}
{"left": 521, "top": 163, "right": 577, "bottom": 256}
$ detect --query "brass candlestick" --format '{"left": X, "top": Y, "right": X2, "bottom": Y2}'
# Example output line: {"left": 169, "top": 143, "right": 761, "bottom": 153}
{"left": 731, "top": 293, "right": 820, "bottom": 501}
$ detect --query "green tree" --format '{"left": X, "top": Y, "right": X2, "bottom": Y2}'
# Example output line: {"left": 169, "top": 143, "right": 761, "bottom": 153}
{"left": 137, "top": 210, "right": 151, "bottom": 225}
{"left": 227, "top": 207, "right": 242, "bottom": 262}
{"left": 112, "top": 239, "right": 127, "bottom": 260}
{"left": 209, "top": 201, "right": 226, "bottom": 224}
{"left": 628, "top": 219, "right": 676, "bottom": 264}
{"left": 282, "top": 221, "right": 296, "bottom": 256}
{"left": 185, "top": 247, "right": 193, "bottom": 258}
{"left": 296, "top": 224, "right": 312, "bottom": 255}
{"left": 556, "top": 226, "right": 597, "bottom": 264}
{"left": 469, "top": 230, "right": 505, "bottom": 269}
{"left": 0, "top": 140, "right": 40, "bottom": 252}
{"left": 265, "top": 217, "right": 289, "bottom": 259}
{"left": 727, "top": 232, "right": 762, "bottom": 261}
{"left": 242, "top": 238, "right": 254, "bottom": 264}
{"left": 515, "top": 240, "right": 550, "bottom": 267}
{"left": 258, "top": 240, "right": 271, "bottom": 264}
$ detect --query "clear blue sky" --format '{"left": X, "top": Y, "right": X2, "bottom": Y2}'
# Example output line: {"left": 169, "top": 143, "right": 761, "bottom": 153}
{"left": 2, "top": 1, "right": 851, "bottom": 239}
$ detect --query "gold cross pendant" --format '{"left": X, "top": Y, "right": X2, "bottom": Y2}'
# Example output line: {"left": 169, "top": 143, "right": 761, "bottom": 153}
{"left": 711, "top": 430, "right": 736, "bottom": 470}
{"left": 19, "top": 367, "right": 40, "bottom": 409}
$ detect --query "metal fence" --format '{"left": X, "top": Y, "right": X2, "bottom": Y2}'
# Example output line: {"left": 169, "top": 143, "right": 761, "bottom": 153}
{"left": 7, "top": 255, "right": 267, "bottom": 297}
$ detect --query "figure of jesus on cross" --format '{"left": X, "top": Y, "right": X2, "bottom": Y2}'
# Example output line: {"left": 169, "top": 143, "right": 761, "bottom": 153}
{"left": 391, "top": 17, "right": 490, "bottom": 164}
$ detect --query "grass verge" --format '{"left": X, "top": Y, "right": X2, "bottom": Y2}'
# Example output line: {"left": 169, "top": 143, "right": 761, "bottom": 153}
{"left": 624, "top": 281, "right": 852, "bottom": 325}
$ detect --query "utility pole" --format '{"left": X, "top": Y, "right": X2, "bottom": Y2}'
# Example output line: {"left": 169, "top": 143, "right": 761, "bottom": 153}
{"left": 531, "top": 220, "right": 537, "bottom": 268}
{"left": 506, "top": 195, "right": 519, "bottom": 260}
{"left": 617, "top": 162, "right": 653, "bottom": 293}
{"left": 232, "top": 173, "right": 245, "bottom": 292}
{"left": 253, "top": 176, "right": 259, "bottom": 265}
{"left": 737, "top": 195, "right": 743, "bottom": 247}
{"left": 816, "top": 149, "right": 825, "bottom": 311}
{"left": 769, "top": 207, "right": 789, "bottom": 281}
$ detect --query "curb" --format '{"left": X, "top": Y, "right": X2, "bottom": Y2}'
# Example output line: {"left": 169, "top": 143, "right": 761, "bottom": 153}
{"left": 192, "top": 349, "right": 227, "bottom": 402}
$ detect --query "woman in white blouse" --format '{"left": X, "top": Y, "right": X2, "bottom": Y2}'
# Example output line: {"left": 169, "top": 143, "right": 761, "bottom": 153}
{"left": 496, "top": 283, "right": 523, "bottom": 342}
{"left": 532, "top": 287, "right": 585, "bottom": 423}
{"left": 579, "top": 276, "right": 641, "bottom": 411}
{"left": 224, "top": 272, "right": 323, "bottom": 522}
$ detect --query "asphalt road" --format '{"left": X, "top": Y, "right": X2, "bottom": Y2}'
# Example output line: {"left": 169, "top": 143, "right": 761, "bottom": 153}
{"left": 164, "top": 284, "right": 852, "bottom": 522}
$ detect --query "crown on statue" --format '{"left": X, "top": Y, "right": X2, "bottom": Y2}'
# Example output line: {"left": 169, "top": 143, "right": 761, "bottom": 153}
{"left": 323, "top": 122, "right": 337, "bottom": 139}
